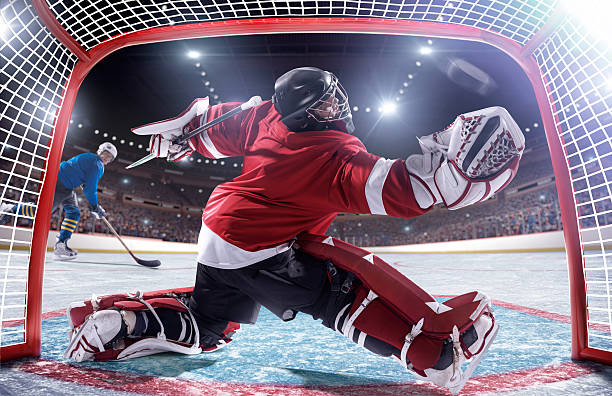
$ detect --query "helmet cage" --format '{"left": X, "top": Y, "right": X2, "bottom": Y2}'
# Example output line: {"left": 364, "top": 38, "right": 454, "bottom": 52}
{"left": 305, "top": 73, "right": 351, "bottom": 124}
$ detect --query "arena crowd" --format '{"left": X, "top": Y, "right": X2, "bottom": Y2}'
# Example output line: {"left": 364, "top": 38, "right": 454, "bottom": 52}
{"left": 3, "top": 144, "right": 600, "bottom": 247}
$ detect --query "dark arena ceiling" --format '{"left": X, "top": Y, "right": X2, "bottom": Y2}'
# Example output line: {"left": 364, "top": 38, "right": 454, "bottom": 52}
{"left": 66, "top": 32, "right": 546, "bottom": 182}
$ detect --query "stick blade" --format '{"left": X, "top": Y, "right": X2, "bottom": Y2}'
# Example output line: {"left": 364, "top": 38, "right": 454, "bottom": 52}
{"left": 136, "top": 258, "right": 161, "bottom": 268}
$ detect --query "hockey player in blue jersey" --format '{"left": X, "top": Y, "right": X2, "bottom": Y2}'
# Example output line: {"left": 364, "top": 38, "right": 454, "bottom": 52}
{"left": 0, "top": 142, "right": 117, "bottom": 260}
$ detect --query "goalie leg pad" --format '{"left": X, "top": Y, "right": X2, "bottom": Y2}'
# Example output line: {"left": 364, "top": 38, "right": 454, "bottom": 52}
{"left": 64, "top": 309, "right": 127, "bottom": 362}
{"left": 296, "top": 234, "right": 498, "bottom": 394}
{"left": 64, "top": 288, "right": 242, "bottom": 361}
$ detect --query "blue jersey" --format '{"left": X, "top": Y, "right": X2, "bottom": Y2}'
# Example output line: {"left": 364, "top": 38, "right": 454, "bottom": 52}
{"left": 58, "top": 153, "right": 104, "bottom": 207}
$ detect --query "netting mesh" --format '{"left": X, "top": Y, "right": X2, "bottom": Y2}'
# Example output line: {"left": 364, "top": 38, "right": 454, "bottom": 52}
{"left": 533, "top": 14, "right": 612, "bottom": 352}
{"left": 47, "top": 0, "right": 556, "bottom": 51}
{"left": 0, "top": 1, "right": 77, "bottom": 347}
{"left": 1, "top": 0, "right": 611, "bottom": 360}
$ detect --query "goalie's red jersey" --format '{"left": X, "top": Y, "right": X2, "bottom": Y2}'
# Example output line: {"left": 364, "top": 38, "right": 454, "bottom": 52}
{"left": 189, "top": 100, "right": 428, "bottom": 268}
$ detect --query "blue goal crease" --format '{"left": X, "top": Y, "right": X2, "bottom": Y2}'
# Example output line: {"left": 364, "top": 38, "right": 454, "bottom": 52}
{"left": 30, "top": 301, "right": 573, "bottom": 385}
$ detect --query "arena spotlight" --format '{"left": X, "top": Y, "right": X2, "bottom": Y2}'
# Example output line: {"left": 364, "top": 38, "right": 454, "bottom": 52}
{"left": 533, "top": 122, "right": 539, "bottom": 128}
{"left": 122, "top": 178, "right": 129, "bottom": 184}
{"left": 144, "top": 219, "right": 149, "bottom": 225}
{"left": 94, "top": 129, "right": 99, "bottom": 134}
{"left": 561, "top": 0, "right": 611, "bottom": 42}
{"left": 77, "top": 123, "right": 83, "bottom": 128}
{"left": 419, "top": 47, "right": 433, "bottom": 55}
{"left": 415, "top": 60, "right": 422, "bottom": 67}
{"left": 187, "top": 50, "right": 201, "bottom": 59}
{"left": 380, "top": 102, "right": 397, "bottom": 115}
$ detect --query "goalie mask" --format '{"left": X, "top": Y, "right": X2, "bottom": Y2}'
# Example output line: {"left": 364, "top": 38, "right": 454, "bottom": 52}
{"left": 272, "top": 67, "right": 355, "bottom": 134}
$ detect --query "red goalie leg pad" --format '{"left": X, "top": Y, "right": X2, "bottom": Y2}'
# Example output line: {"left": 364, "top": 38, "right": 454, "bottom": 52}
{"left": 297, "top": 234, "right": 487, "bottom": 336}
{"left": 296, "top": 233, "right": 492, "bottom": 371}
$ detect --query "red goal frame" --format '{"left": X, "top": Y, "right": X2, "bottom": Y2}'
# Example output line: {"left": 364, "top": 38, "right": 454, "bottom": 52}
{"left": 1, "top": 0, "right": 609, "bottom": 365}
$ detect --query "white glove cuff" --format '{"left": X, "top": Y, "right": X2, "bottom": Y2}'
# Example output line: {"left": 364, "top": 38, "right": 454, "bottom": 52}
{"left": 405, "top": 152, "right": 443, "bottom": 209}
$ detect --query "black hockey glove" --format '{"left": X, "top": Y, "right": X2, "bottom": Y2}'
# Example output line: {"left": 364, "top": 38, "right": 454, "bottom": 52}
{"left": 90, "top": 205, "right": 106, "bottom": 219}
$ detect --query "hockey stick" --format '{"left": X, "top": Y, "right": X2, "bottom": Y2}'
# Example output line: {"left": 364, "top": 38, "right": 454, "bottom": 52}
{"left": 100, "top": 217, "right": 161, "bottom": 267}
{"left": 126, "top": 96, "right": 263, "bottom": 169}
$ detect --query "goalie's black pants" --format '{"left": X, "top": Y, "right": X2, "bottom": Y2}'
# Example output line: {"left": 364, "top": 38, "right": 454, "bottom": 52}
{"left": 187, "top": 247, "right": 399, "bottom": 357}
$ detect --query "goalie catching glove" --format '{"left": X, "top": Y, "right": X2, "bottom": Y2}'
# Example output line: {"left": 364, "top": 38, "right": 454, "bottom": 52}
{"left": 406, "top": 106, "right": 524, "bottom": 210}
{"left": 131, "top": 98, "right": 210, "bottom": 162}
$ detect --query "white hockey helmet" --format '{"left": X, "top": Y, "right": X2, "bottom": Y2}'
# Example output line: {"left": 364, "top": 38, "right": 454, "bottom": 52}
{"left": 97, "top": 142, "right": 117, "bottom": 160}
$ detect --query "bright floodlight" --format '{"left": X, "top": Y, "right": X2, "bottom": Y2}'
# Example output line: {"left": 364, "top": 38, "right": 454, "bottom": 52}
{"left": 380, "top": 102, "right": 397, "bottom": 115}
{"left": 187, "top": 50, "right": 201, "bottom": 59}
{"left": 419, "top": 47, "right": 433, "bottom": 55}
{"left": 561, "top": 0, "right": 611, "bottom": 41}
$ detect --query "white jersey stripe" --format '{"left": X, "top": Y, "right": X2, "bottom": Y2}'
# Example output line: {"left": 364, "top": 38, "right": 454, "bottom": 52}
{"left": 199, "top": 132, "right": 228, "bottom": 159}
{"left": 365, "top": 158, "right": 394, "bottom": 215}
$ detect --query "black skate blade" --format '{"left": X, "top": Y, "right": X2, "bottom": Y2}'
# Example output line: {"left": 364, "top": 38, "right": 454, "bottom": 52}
{"left": 136, "top": 258, "right": 161, "bottom": 268}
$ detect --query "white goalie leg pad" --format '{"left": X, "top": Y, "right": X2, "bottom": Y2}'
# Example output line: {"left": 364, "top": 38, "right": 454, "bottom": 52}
{"left": 406, "top": 106, "right": 524, "bottom": 210}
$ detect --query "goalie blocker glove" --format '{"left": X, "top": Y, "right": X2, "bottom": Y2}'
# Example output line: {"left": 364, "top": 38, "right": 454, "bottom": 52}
{"left": 406, "top": 106, "right": 524, "bottom": 210}
{"left": 132, "top": 98, "right": 210, "bottom": 162}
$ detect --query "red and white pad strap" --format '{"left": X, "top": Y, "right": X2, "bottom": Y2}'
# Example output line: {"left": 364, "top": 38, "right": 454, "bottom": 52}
{"left": 406, "top": 106, "right": 524, "bottom": 210}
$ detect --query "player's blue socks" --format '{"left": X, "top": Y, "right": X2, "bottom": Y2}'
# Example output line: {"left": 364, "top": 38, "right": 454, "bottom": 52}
{"left": 59, "top": 205, "right": 80, "bottom": 241}
{"left": 15, "top": 203, "right": 36, "bottom": 219}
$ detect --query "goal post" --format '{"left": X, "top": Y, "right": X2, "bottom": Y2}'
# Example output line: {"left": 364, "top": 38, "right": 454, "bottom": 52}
{"left": 1, "top": 0, "right": 610, "bottom": 365}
